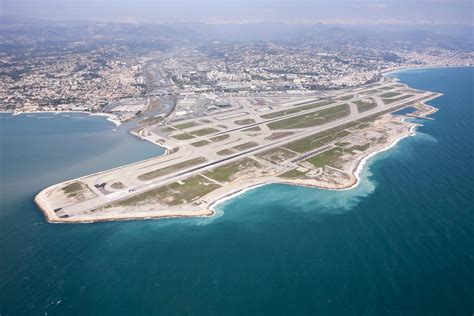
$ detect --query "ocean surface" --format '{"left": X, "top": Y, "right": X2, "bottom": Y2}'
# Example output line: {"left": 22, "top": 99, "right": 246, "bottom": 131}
{"left": 1, "top": 67, "right": 473, "bottom": 315}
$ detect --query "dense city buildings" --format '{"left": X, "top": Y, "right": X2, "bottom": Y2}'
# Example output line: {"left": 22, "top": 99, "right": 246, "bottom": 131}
{"left": 1, "top": 19, "right": 472, "bottom": 119}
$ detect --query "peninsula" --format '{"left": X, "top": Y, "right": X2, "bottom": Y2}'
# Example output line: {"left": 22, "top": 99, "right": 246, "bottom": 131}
{"left": 34, "top": 78, "right": 441, "bottom": 223}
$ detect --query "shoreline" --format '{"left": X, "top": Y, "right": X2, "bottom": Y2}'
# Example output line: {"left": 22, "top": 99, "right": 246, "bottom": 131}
{"left": 341, "top": 118, "right": 418, "bottom": 191}
{"left": 129, "top": 129, "right": 174, "bottom": 153}
{"left": 207, "top": 117, "right": 420, "bottom": 214}
{"left": 34, "top": 193, "right": 216, "bottom": 224}
{"left": 382, "top": 64, "right": 473, "bottom": 78}
{"left": 30, "top": 71, "right": 446, "bottom": 224}
{"left": 34, "top": 176, "right": 216, "bottom": 224}
{"left": 34, "top": 101, "right": 437, "bottom": 224}
{"left": 7, "top": 110, "right": 122, "bottom": 127}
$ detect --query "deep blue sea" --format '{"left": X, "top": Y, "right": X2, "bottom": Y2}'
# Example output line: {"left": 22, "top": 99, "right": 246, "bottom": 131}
{"left": 1, "top": 67, "right": 473, "bottom": 315}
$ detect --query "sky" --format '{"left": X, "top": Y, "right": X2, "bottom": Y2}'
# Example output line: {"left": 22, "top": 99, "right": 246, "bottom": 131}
{"left": 1, "top": 0, "right": 473, "bottom": 26}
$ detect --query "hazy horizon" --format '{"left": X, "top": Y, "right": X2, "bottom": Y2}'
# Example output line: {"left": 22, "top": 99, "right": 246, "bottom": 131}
{"left": 2, "top": 0, "right": 473, "bottom": 26}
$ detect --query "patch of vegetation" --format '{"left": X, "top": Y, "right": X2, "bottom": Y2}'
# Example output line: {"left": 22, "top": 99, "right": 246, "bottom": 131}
{"left": 267, "top": 104, "right": 350, "bottom": 130}
{"left": 173, "top": 121, "right": 200, "bottom": 129}
{"left": 264, "top": 132, "right": 294, "bottom": 140}
{"left": 191, "top": 128, "right": 219, "bottom": 137}
{"left": 356, "top": 97, "right": 421, "bottom": 125}
{"left": 210, "top": 134, "right": 230, "bottom": 142}
{"left": 203, "top": 158, "right": 261, "bottom": 183}
{"left": 383, "top": 95, "right": 413, "bottom": 104}
{"left": 234, "top": 118, "right": 257, "bottom": 125}
{"left": 304, "top": 147, "right": 352, "bottom": 168}
{"left": 112, "top": 175, "right": 221, "bottom": 207}
{"left": 361, "top": 89, "right": 380, "bottom": 95}
{"left": 351, "top": 122, "right": 370, "bottom": 130}
{"left": 279, "top": 169, "right": 308, "bottom": 179}
{"left": 355, "top": 105, "right": 409, "bottom": 124}
{"left": 160, "top": 127, "right": 176, "bottom": 133}
{"left": 256, "top": 147, "right": 297, "bottom": 164}
{"left": 171, "top": 133, "right": 196, "bottom": 140}
{"left": 354, "top": 98, "right": 377, "bottom": 113}
{"left": 217, "top": 149, "right": 235, "bottom": 156}
{"left": 350, "top": 143, "right": 370, "bottom": 151}
{"left": 61, "top": 181, "right": 94, "bottom": 199}
{"left": 242, "top": 126, "right": 262, "bottom": 132}
{"left": 233, "top": 142, "right": 258, "bottom": 151}
{"left": 111, "top": 182, "right": 125, "bottom": 189}
{"left": 199, "top": 119, "right": 213, "bottom": 123}
{"left": 191, "top": 140, "right": 210, "bottom": 147}
{"left": 261, "top": 100, "right": 334, "bottom": 119}
{"left": 62, "top": 182, "right": 83, "bottom": 194}
{"left": 282, "top": 123, "right": 356, "bottom": 153}
{"left": 138, "top": 157, "right": 207, "bottom": 181}
{"left": 213, "top": 141, "right": 256, "bottom": 156}
{"left": 380, "top": 92, "right": 401, "bottom": 98}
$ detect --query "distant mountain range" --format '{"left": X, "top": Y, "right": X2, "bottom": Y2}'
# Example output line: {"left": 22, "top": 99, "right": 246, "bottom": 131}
{"left": 1, "top": 16, "right": 472, "bottom": 53}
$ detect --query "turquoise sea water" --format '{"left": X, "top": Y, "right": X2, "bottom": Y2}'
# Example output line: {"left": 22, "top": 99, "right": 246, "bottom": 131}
{"left": 1, "top": 67, "right": 473, "bottom": 315}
